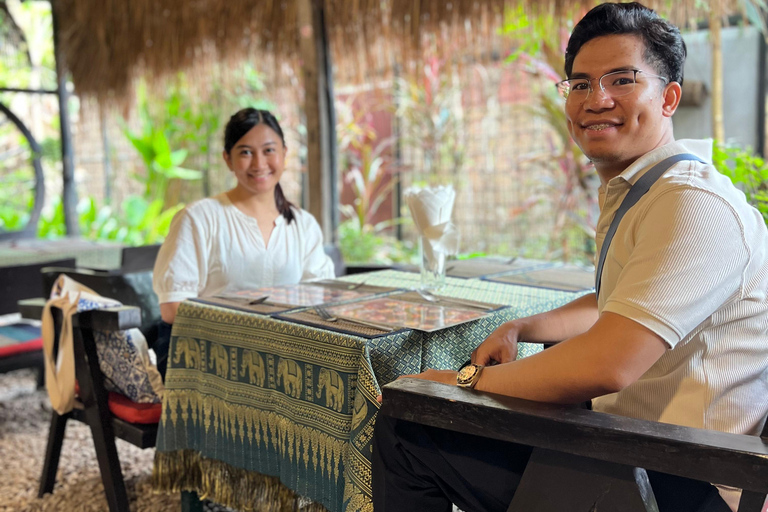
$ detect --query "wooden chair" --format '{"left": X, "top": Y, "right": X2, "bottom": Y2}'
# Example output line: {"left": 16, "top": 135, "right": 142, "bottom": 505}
{"left": 0, "top": 258, "right": 76, "bottom": 315}
{"left": 119, "top": 244, "right": 161, "bottom": 273}
{"left": 20, "top": 301, "right": 160, "bottom": 512}
{"left": 41, "top": 267, "right": 161, "bottom": 348}
{"left": 0, "top": 258, "right": 75, "bottom": 386}
{"left": 324, "top": 244, "right": 347, "bottom": 277}
{"left": 380, "top": 379, "right": 768, "bottom": 512}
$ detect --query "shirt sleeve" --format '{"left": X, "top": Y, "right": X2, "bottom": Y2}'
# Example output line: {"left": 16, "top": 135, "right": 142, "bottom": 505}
{"left": 298, "top": 212, "right": 336, "bottom": 280}
{"left": 602, "top": 186, "right": 749, "bottom": 347}
{"left": 152, "top": 207, "right": 210, "bottom": 304}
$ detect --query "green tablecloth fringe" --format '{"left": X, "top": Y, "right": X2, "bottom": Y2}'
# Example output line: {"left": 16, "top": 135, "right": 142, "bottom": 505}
{"left": 152, "top": 449, "right": 329, "bottom": 512}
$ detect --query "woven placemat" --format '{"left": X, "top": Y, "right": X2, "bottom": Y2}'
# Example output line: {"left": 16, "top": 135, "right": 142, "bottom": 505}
{"left": 191, "top": 297, "right": 291, "bottom": 315}
{"left": 313, "top": 279, "right": 400, "bottom": 296}
{"left": 276, "top": 309, "right": 397, "bottom": 337}
{"left": 392, "top": 258, "right": 552, "bottom": 279}
{"left": 392, "top": 291, "right": 504, "bottom": 310}
{"left": 445, "top": 257, "right": 551, "bottom": 279}
{"left": 487, "top": 265, "right": 595, "bottom": 292}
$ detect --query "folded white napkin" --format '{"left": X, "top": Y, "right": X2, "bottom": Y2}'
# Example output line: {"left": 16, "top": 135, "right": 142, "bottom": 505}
{"left": 405, "top": 185, "right": 460, "bottom": 268}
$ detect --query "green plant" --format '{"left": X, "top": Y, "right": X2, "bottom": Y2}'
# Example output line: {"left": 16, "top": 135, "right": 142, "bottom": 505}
{"left": 124, "top": 87, "right": 203, "bottom": 207}
{"left": 713, "top": 141, "right": 768, "bottom": 223}
{"left": 395, "top": 58, "right": 466, "bottom": 184}
{"left": 338, "top": 219, "right": 418, "bottom": 264}
{"left": 37, "top": 195, "right": 182, "bottom": 245}
{"left": 335, "top": 96, "right": 415, "bottom": 263}
{"left": 502, "top": 7, "right": 597, "bottom": 264}
{"left": 340, "top": 135, "right": 399, "bottom": 233}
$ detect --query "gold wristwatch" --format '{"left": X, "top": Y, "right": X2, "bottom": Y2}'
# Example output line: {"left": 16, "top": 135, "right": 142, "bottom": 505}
{"left": 456, "top": 363, "right": 484, "bottom": 389}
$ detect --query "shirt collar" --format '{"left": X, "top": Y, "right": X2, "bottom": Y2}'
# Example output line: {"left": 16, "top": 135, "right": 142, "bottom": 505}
{"left": 600, "top": 139, "right": 714, "bottom": 192}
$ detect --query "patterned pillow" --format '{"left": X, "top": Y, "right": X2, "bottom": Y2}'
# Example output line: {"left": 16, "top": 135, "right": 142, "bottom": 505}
{"left": 74, "top": 295, "right": 164, "bottom": 404}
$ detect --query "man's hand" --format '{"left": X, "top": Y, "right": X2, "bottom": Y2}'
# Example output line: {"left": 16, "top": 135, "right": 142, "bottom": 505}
{"left": 376, "top": 369, "right": 458, "bottom": 403}
{"left": 471, "top": 321, "right": 520, "bottom": 365}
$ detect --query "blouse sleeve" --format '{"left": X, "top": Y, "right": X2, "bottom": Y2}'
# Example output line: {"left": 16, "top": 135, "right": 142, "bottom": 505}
{"left": 299, "top": 211, "right": 336, "bottom": 280}
{"left": 152, "top": 207, "right": 210, "bottom": 304}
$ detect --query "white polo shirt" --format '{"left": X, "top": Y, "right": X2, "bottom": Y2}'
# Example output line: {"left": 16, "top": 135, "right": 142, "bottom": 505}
{"left": 591, "top": 139, "right": 768, "bottom": 508}
{"left": 592, "top": 139, "right": 768, "bottom": 441}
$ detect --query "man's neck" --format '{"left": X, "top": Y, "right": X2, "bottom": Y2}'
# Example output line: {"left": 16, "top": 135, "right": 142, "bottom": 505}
{"left": 594, "top": 135, "right": 677, "bottom": 185}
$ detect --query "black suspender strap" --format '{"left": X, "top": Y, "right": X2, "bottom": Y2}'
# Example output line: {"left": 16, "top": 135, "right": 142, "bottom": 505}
{"left": 594, "top": 153, "right": 705, "bottom": 298}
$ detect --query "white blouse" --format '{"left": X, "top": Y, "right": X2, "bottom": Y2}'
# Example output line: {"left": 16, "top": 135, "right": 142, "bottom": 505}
{"left": 153, "top": 193, "right": 335, "bottom": 304}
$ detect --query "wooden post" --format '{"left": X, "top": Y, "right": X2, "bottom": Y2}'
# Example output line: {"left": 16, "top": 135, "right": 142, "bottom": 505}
{"left": 298, "top": 0, "right": 338, "bottom": 244}
{"left": 51, "top": 1, "right": 79, "bottom": 236}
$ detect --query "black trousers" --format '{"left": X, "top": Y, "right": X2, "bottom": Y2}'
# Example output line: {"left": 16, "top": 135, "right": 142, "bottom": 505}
{"left": 153, "top": 320, "right": 173, "bottom": 381}
{"left": 372, "top": 415, "right": 733, "bottom": 512}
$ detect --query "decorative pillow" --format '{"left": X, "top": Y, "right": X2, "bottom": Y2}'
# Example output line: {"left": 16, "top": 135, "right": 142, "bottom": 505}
{"left": 51, "top": 275, "right": 164, "bottom": 404}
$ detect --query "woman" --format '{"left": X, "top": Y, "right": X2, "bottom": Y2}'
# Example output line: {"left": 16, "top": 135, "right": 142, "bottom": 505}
{"left": 152, "top": 108, "right": 335, "bottom": 378}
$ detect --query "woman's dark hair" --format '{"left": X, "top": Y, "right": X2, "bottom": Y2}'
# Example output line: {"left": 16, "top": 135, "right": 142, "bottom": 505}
{"left": 224, "top": 108, "right": 295, "bottom": 224}
{"left": 564, "top": 2, "right": 686, "bottom": 86}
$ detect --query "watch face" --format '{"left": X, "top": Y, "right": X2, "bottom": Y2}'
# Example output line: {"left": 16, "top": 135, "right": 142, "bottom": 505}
{"left": 458, "top": 364, "right": 478, "bottom": 383}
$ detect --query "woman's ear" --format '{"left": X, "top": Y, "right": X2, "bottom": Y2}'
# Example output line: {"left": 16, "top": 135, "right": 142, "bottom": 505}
{"left": 222, "top": 150, "right": 233, "bottom": 171}
{"left": 661, "top": 81, "right": 682, "bottom": 118}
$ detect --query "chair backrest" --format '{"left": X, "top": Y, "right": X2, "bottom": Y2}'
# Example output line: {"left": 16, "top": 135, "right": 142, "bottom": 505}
{"left": 119, "top": 244, "right": 162, "bottom": 273}
{"left": 324, "top": 244, "right": 347, "bottom": 277}
{"left": 40, "top": 267, "right": 160, "bottom": 341}
{"left": 0, "top": 258, "right": 76, "bottom": 315}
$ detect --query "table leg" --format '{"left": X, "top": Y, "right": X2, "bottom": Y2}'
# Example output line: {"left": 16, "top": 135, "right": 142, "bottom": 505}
{"left": 181, "top": 490, "right": 204, "bottom": 512}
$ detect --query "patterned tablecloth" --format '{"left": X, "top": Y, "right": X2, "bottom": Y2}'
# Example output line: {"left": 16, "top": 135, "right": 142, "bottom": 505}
{"left": 152, "top": 270, "right": 590, "bottom": 512}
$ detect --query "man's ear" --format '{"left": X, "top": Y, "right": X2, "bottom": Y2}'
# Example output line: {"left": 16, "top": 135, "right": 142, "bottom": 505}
{"left": 661, "top": 81, "right": 682, "bottom": 118}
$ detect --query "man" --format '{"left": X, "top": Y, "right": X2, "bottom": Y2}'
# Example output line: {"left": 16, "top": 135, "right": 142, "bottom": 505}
{"left": 372, "top": 3, "right": 768, "bottom": 512}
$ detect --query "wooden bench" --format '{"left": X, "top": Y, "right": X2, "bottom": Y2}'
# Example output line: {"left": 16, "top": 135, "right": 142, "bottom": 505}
{"left": 380, "top": 378, "right": 768, "bottom": 512}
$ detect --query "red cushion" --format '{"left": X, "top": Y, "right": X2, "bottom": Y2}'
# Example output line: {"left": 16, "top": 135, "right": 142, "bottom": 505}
{"left": 74, "top": 382, "right": 161, "bottom": 424}
{"left": 0, "top": 337, "right": 43, "bottom": 358}
{"left": 107, "top": 392, "right": 162, "bottom": 424}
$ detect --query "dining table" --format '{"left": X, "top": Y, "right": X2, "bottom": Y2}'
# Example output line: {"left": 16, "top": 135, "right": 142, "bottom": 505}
{"left": 0, "top": 237, "right": 123, "bottom": 269}
{"left": 152, "top": 266, "right": 593, "bottom": 512}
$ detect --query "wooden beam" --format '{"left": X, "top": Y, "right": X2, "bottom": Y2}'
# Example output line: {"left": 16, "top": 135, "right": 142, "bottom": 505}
{"left": 51, "top": 1, "right": 79, "bottom": 236}
{"left": 298, "top": 0, "right": 338, "bottom": 243}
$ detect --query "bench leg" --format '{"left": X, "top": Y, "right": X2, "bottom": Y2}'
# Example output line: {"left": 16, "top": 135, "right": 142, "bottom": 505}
{"left": 38, "top": 411, "right": 70, "bottom": 497}
{"left": 508, "top": 447, "right": 657, "bottom": 512}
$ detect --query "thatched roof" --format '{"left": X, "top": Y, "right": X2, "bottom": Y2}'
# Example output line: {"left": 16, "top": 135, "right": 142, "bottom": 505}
{"left": 54, "top": 0, "right": 742, "bottom": 104}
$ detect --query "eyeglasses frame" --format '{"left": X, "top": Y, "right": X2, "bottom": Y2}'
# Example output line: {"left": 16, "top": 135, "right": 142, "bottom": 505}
{"left": 556, "top": 69, "right": 670, "bottom": 100}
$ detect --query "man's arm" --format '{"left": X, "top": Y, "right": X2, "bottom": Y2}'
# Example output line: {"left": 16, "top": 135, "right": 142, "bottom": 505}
{"left": 415, "top": 311, "right": 667, "bottom": 404}
{"left": 472, "top": 293, "right": 599, "bottom": 365}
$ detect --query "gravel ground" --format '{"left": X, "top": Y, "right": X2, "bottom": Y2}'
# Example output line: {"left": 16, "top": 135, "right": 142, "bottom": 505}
{"left": 0, "top": 369, "right": 179, "bottom": 512}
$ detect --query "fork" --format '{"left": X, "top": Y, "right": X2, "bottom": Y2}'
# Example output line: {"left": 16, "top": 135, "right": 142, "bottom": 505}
{"left": 347, "top": 279, "right": 368, "bottom": 291}
{"left": 313, "top": 306, "right": 394, "bottom": 332}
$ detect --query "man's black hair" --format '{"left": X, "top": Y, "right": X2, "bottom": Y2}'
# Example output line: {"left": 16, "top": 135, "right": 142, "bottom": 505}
{"left": 564, "top": 2, "right": 686, "bottom": 85}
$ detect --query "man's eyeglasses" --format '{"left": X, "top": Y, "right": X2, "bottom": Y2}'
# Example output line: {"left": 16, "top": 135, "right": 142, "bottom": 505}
{"left": 555, "top": 69, "right": 669, "bottom": 100}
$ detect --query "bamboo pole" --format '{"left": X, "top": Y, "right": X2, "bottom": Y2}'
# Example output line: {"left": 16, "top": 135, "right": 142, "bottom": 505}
{"left": 709, "top": 0, "right": 725, "bottom": 142}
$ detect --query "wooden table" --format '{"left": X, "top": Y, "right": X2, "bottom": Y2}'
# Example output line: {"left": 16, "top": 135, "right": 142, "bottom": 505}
{"left": 0, "top": 237, "right": 122, "bottom": 270}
